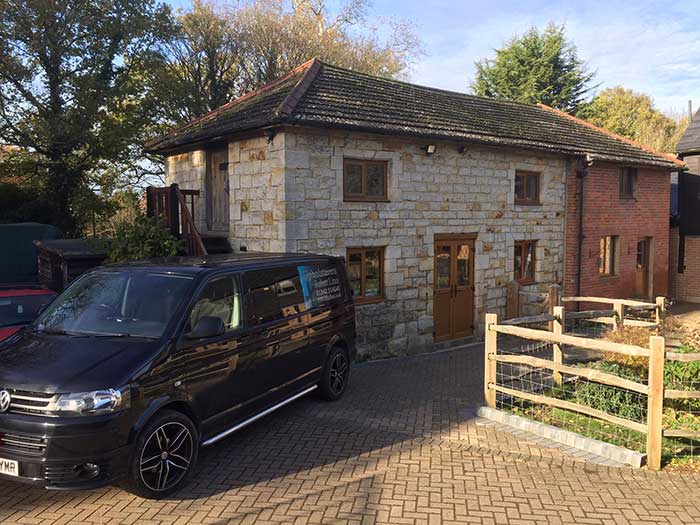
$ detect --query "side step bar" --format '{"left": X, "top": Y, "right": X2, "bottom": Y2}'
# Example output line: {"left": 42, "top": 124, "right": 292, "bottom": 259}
{"left": 202, "top": 385, "right": 317, "bottom": 447}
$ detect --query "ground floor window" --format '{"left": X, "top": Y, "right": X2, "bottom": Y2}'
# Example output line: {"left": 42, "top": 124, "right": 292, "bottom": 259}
{"left": 599, "top": 236, "right": 619, "bottom": 275}
{"left": 514, "top": 240, "right": 536, "bottom": 283}
{"left": 347, "top": 248, "right": 384, "bottom": 303}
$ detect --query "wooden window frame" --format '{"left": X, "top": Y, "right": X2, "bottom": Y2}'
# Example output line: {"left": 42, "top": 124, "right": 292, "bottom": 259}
{"left": 514, "top": 170, "right": 541, "bottom": 205}
{"left": 619, "top": 167, "right": 639, "bottom": 200}
{"left": 514, "top": 240, "right": 537, "bottom": 284}
{"left": 343, "top": 159, "right": 389, "bottom": 202}
{"left": 346, "top": 247, "right": 385, "bottom": 304}
{"left": 599, "top": 235, "right": 619, "bottom": 276}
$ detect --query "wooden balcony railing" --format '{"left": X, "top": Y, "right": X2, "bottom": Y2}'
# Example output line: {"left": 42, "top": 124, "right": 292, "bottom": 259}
{"left": 146, "top": 184, "right": 207, "bottom": 256}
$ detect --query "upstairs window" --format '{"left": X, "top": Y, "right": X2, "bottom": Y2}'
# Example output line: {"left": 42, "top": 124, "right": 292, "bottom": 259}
{"left": 514, "top": 240, "right": 536, "bottom": 283}
{"left": 514, "top": 171, "right": 540, "bottom": 205}
{"left": 599, "top": 236, "right": 619, "bottom": 276}
{"left": 343, "top": 159, "right": 388, "bottom": 202}
{"left": 620, "top": 167, "right": 638, "bottom": 199}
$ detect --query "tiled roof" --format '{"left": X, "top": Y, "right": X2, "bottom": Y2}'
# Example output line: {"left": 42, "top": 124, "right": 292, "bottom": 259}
{"left": 145, "top": 59, "right": 682, "bottom": 169}
{"left": 677, "top": 109, "right": 700, "bottom": 156}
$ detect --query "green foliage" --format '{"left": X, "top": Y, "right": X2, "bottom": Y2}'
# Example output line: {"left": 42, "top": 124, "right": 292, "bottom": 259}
{"left": 0, "top": 0, "right": 173, "bottom": 235}
{"left": 108, "top": 213, "right": 183, "bottom": 263}
{"left": 471, "top": 24, "right": 596, "bottom": 114}
{"left": 577, "top": 87, "right": 689, "bottom": 152}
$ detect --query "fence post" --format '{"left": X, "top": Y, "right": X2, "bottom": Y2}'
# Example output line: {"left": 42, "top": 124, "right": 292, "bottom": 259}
{"left": 548, "top": 284, "right": 561, "bottom": 332}
{"left": 613, "top": 301, "right": 625, "bottom": 331}
{"left": 552, "top": 306, "right": 565, "bottom": 387}
{"left": 655, "top": 296, "right": 666, "bottom": 326}
{"left": 646, "top": 335, "right": 665, "bottom": 471}
{"left": 506, "top": 281, "right": 520, "bottom": 319}
{"left": 484, "top": 313, "right": 498, "bottom": 408}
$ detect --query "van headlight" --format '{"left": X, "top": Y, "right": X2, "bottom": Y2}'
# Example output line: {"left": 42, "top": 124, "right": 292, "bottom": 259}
{"left": 51, "top": 388, "right": 130, "bottom": 416}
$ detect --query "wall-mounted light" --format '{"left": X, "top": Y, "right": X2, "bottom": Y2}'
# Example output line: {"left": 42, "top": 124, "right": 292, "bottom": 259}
{"left": 425, "top": 144, "right": 436, "bottom": 156}
{"left": 458, "top": 144, "right": 467, "bottom": 154}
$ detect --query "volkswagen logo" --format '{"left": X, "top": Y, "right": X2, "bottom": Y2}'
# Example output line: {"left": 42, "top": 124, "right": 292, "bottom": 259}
{"left": 0, "top": 390, "right": 10, "bottom": 413}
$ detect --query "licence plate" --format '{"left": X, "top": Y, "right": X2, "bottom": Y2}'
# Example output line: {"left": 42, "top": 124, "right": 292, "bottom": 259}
{"left": 0, "top": 457, "right": 19, "bottom": 477}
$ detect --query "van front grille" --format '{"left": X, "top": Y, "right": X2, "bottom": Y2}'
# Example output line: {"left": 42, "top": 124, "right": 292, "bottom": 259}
{"left": 3, "top": 389, "right": 57, "bottom": 417}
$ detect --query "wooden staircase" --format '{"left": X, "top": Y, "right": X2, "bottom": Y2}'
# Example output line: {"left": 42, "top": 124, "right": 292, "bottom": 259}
{"left": 146, "top": 184, "right": 208, "bottom": 256}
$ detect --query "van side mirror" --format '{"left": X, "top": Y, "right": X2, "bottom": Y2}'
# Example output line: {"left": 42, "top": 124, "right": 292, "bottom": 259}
{"left": 185, "top": 316, "right": 225, "bottom": 339}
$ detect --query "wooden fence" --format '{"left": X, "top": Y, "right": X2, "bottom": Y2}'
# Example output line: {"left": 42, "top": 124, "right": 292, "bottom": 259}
{"left": 484, "top": 296, "right": 677, "bottom": 470}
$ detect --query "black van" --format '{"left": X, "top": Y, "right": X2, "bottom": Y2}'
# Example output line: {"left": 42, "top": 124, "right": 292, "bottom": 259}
{"left": 0, "top": 253, "right": 356, "bottom": 498}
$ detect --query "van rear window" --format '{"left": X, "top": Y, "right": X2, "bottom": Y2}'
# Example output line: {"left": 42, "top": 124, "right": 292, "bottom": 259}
{"left": 245, "top": 262, "right": 344, "bottom": 324}
{"left": 298, "top": 263, "right": 344, "bottom": 308}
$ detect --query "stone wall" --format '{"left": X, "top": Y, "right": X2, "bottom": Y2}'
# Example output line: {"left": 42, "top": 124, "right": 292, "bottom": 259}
{"left": 282, "top": 129, "right": 567, "bottom": 357}
{"left": 165, "top": 150, "right": 207, "bottom": 232}
{"left": 227, "top": 135, "right": 287, "bottom": 252}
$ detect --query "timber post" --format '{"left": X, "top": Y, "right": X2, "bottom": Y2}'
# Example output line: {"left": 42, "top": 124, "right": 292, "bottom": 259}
{"left": 552, "top": 306, "right": 565, "bottom": 387}
{"left": 613, "top": 301, "right": 625, "bottom": 332}
{"left": 484, "top": 313, "right": 498, "bottom": 408}
{"left": 646, "top": 335, "right": 665, "bottom": 470}
{"left": 548, "top": 284, "right": 561, "bottom": 331}
{"left": 655, "top": 296, "right": 666, "bottom": 326}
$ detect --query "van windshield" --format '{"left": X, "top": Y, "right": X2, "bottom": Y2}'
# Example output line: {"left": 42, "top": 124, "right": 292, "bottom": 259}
{"left": 34, "top": 270, "right": 195, "bottom": 339}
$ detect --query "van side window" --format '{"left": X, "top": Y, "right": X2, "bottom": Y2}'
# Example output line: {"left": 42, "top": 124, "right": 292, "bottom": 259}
{"left": 245, "top": 266, "right": 306, "bottom": 324}
{"left": 190, "top": 276, "right": 241, "bottom": 333}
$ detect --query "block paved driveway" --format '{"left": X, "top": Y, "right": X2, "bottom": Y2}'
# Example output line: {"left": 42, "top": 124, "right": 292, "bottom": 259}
{"left": 2, "top": 346, "right": 700, "bottom": 524}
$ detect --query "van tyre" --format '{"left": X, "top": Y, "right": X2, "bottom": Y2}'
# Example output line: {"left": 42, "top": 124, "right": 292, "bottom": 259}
{"left": 125, "top": 410, "right": 198, "bottom": 499}
{"left": 318, "top": 346, "right": 350, "bottom": 401}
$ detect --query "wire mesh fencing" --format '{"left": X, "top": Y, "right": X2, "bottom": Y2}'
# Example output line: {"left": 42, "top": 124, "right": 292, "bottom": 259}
{"left": 494, "top": 337, "right": 648, "bottom": 452}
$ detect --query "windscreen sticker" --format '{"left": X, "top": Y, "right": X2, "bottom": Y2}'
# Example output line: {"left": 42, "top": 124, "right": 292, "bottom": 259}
{"left": 298, "top": 265, "right": 343, "bottom": 308}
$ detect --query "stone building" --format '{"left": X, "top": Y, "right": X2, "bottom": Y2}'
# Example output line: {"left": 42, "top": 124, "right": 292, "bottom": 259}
{"left": 146, "top": 59, "right": 680, "bottom": 357}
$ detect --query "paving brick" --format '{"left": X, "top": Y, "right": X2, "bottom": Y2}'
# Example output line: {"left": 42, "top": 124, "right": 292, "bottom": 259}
{"left": 2, "top": 348, "right": 700, "bottom": 524}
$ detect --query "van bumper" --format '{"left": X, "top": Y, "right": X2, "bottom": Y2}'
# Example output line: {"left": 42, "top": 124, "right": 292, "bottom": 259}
{"left": 0, "top": 410, "right": 132, "bottom": 490}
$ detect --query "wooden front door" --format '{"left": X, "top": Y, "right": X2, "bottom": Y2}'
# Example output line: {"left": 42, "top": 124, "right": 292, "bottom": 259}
{"left": 206, "top": 148, "right": 230, "bottom": 233}
{"left": 433, "top": 236, "right": 475, "bottom": 342}
{"left": 636, "top": 238, "right": 651, "bottom": 298}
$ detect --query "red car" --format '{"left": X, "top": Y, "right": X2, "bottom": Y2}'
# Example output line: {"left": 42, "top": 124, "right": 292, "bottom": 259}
{"left": 0, "top": 286, "right": 57, "bottom": 341}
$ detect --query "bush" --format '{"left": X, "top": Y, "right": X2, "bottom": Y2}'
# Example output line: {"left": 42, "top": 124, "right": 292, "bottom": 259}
{"left": 108, "top": 213, "right": 183, "bottom": 263}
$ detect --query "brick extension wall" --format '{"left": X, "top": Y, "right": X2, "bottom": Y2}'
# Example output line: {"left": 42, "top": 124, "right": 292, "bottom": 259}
{"left": 564, "top": 163, "right": 670, "bottom": 300}
{"left": 669, "top": 227, "right": 700, "bottom": 302}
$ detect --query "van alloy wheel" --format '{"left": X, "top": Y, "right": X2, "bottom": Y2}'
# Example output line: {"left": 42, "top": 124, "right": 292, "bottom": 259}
{"left": 139, "top": 422, "right": 193, "bottom": 492}
{"left": 329, "top": 353, "right": 348, "bottom": 395}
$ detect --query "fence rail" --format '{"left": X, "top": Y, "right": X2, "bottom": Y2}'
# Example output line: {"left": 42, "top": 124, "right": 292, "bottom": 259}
{"left": 484, "top": 299, "right": 668, "bottom": 469}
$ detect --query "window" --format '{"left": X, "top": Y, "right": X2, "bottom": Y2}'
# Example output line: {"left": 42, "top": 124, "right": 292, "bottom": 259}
{"left": 599, "top": 236, "right": 619, "bottom": 276}
{"left": 620, "top": 167, "right": 638, "bottom": 199}
{"left": 190, "top": 276, "right": 241, "bottom": 333}
{"left": 514, "top": 241, "right": 536, "bottom": 283}
{"left": 514, "top": 170, "right": 540, "bottom": 205}
{"left": 343, "top": 159, "right": 388, "bottom": 201}
{"left": 245, "top": 266, "right": 306, "bottom": 324}
{"left": 346, "top": 248, "right": 384, "bottom": 303}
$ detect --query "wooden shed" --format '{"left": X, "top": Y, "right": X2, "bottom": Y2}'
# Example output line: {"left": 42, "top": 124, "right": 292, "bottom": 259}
{"left": 34, "top": 239, "right": 110, "bottom": 292}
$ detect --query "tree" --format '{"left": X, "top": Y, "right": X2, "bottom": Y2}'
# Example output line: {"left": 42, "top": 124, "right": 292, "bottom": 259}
{"left": 150, "top": 0, "right": 422, "bottom": 124}
{"left": 471, "top": 24, "right": 596, "bottom": 114}
{"left": 0, "top": 0, "right": 173, "bottom": 235}
{"left": 577, "top": 87, "right": 689, "bottom": 153}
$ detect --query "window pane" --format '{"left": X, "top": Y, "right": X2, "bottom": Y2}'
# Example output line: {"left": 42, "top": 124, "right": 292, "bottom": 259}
{"left": 514, "top": 174, "right": 524, "bottom": 200}
{"left": 366, "top": 163, "right": 386, "bottom": 197}
{"left": 514, "top": 245, "right": 523, "bottom": 279}
{"left": 436, "top": 246, "right": 451, "bottom": 289}
{"left": 348, "top": 252, "right": 362, "bottom": 296}
{"left": 523, "top": 243, "right": 535, "bottom": 280}
{"left": 637, "top": 240, "right": 646, "bottom": 269}
{"left": 525, "top": 174, "right": 538, "bottom": 201}
{"left": 456, "top": 244, "right": 471, "bottom": 286}
{"left": 344, "top": 163, "right": 363, "bottom": 195}
{"left": 191, "top": 277, "right": 240, "bottom": 333}
{"left": 246, "top": 267, "right": 305, "bottom": 324}
{"left": 364, "top": 250, "right": 381, "bottom": 297}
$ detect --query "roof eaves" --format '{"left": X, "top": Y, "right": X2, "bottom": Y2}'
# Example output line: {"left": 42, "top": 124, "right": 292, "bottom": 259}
{"left": 536, "top": 103, "right": 685, "bottom": 169}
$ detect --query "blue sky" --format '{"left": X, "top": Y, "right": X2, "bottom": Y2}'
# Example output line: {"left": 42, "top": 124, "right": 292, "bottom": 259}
{"left": 167, "top": 0, "right": 700, "bottom": 116}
